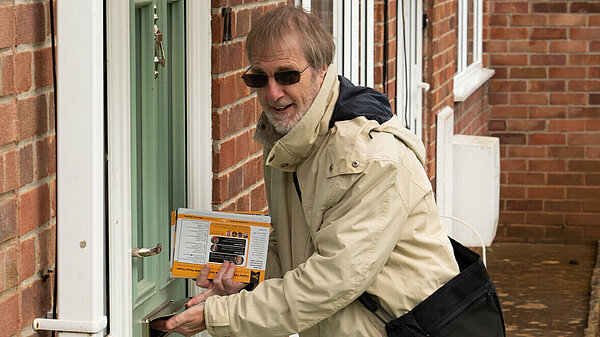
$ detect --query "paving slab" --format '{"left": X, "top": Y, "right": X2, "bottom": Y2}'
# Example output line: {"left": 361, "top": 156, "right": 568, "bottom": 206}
{"left": 485, "top": 242, "right": 597, "bottom": 337}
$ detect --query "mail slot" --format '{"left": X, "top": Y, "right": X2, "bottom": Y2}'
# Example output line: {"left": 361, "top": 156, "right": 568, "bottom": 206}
{"left": 142, "top": 297, "right": 191, "bottom": 337}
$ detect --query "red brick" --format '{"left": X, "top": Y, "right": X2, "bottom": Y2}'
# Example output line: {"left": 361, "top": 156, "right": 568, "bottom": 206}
{"left": 51, "top": 178, "right": 56, "bottom": 217}
{"left": 528, "top": 80, "right": 565, "bottom": 92}
{"left": 490, "top": 27, "right": 528, "bottom": 40}
{"left": 530, "top": 159, "right": 567, "bottom": 172}
{"left": 587, "top": 174, "right": 600, "bottom": 185}
{"left": 591, "top": 15, "right": 600, "bottom": 26}
{"left": 547, "top": 120, "right": 586, "bottom": 132}
{"left": 548, "top": 173, "right": 584, "bottom": 185}
{"left": 549, "top": 14, "right": 587, "bottom": 26}
{"left": 20, "top": 237, "right": 36, "bottom": 280}
{"left": 530, "top": 106, "right": 567, "bottom": 119}
{"left": 566, "top": 213, "right": 600, "bottom": 225}
{"left": 4, "top": 243, "right": 18, "bottom": 289}
{"left": 508, "top": 145, "right": 547, "bottom": 158}
{"left": 531, "top": 28, "right": 567, "bottom": 40}
{"left": 509, "top": 67, "right": 547, "bottom": 79}
{"left": 38, "top": 223, "right": 56, "bottom": 269}
{"left": 228, "top": 166, "right": 243, "bottom": 198}
{"left": 490, "top": 80, "right": 526, "bottom": 92}
{"left": 0, "top": 102, "right": 17, "bottom": 146}
{"left": 212, "top": 42, "right": 245, "bottom": 74}
{"left": 15, "top": 51, "right": 32, "bottom": 94}
{"left": 492, "top": 133, "right": 526, "bottom": 145}
{"left": 0, "top": 6, "right": 14, "bottom": 48}
{"left": 548, "top": 146, "right": 584, "bottom": 158}
{"left": 529, "top": 133, "right": 566, "bottom": 145}
{"left": 512, "top": 14, "right": 547, "bottom": 26}
{"left": 19, "top": 183, "right": 51, "bottom": 235}
{"left": 569, "top": 160, "right": 600, "bottom": 172}
{"left": 508, "top": 120, "right": 546, "bottom": 131}
{"left": 20, "top": 279, "right": 52, "bottom": 329}
{"left": 530, "top": 55, "right": 566, "bottom": 66}
{"left": 527, "top": 213, "right": 565, "bottom": 225}
{"left": 550, "top": 93, "right": 587, "bottom": 105}
{"left": 212, "top": 72, "right": 251, "bottom": 108}
{"left": 499, "top": 211, "right": 526, "bottom": 224}
{"left": 17, "top": 95, "right": 48, "bottom": 141}
{"left": 569, "top": 80, "right": 600, "bottom": 92}
{"left": 583, "top": 200, "right": 600, "bottom": 212}
{"left": 570, "top": 54, "right": 600, "bottom": 65}
{"left": 533, "top": 3, "right": 567, "bottom": 13}
{"left": 571, "top": 2, "right": 600, "bottom": 13}
{"left": 591, "top": 94, "right": 600, "bottom": 105}
{"left": 33, "top": 47, "right": 53, "bottom": 89}
{"left": 250, "top": 183, "right": 267, "bottom": 211}
{"left": 509, "top": 40, "right": 548, "bottom": 53}
{"left": 1, "top": 150, "right": 18, "bottom": 194}
{"left": 491, "top": 54, "right": 528, "bottom": 66}
{"left": 528, "top": 186, "right": 566, "bottom": 199}
{"left": 549, "top": 41, "right": 588, "bottom": 53}
{"left": 507, "top": 200, "right": 544, "bottom": 211}
{"left": 19, "top": 144, "right": 33, "bottom": 186}
{"left": 212, "top": 174, "right": 228, "bottom": 205}
{"left": 501, "top": 185, "right": 526, "bottom": 198}
{"left": 570, "top": 134, "right": 600, "bottom": 145}
{"left": 568, "top": 107, "right": 600, "bottom": 118}
{"left": 588, "top": 147, "right": 600, "bottom": 158}
{"left": 588, "top": 121, "right": 600, "bottom": 132}
{"left": 490, "top": 14, "right": 508, "bottom": 26}
{"left": 212, "top": 109, "right": 229, "bottom": 141}
{"left": 493, "top": 2, "right": 529, "bottom": 13}
{"left": 214, "top": 137, "right": 236, "bottom": 172}
{"left": 571, "top": 28, "right": 600, "bottom": 40}
{"left": 546, "top": 225, "right": 584, "bottom": 239}
{"left": 235, "top": 132, "right": 250, "bottom": 164}
{"left": 489, "top": 120, "right": 507, "bottom": 131}
{"left": 0, "top": 53, "right": 14, "bottom": 96}
{"left": 0, "top": 197, "right": 16, "bottom": 244}
{"left": 567, "top": 187, "right": 600, "bottom": 199}
{"left": 0, "top": 294, "right": 19, "bottom": 337}
{"left": 511, "top": 93, "right": 548, "bottom": 105}
{"left": 501, "top": 159, "right": 527, "bottom": 171}
{"left": 36, "top": 136, "right": 55, "bottom": 179}
{"left": 16, "top": 3, "right": 45, "bottom": 44}
{"left": 549, "top": 67, "right": 586, "bottom": 79}
{"left": 592, "top": 41, "right": 600, "bottom": 52}
{"left": 508, "top": 173, "right": 545, "bottom": 185}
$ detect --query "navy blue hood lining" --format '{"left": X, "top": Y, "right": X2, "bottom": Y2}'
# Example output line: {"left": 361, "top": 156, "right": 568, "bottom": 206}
{"left": 328, "top": 75, "right": 394, "bottom": 130}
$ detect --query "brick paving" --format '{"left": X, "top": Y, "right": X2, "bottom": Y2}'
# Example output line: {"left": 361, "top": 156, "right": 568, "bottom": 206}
{"left": 485, "top": 242, "right": 597, "bottom": 337}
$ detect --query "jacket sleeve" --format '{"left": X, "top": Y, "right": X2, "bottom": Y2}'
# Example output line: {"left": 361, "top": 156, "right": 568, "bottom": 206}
{"left": 204, "top": 158, "right": 412, "bottom": 336}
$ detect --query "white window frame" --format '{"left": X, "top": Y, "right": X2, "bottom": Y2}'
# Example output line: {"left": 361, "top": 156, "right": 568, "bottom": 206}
{"left": 398, "top": 0, "right": 426, "bottom": 139}
{"left": 453, "top": 0, "right": 494, "bottom": 102}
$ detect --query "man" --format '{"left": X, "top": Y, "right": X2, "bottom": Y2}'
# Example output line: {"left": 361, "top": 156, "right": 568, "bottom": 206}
{"left": 159, "top": 6, "right": 459, "bottom": 336}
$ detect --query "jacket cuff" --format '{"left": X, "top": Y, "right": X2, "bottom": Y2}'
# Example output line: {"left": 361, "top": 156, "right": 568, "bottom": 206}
{"left": 205, "top": 295, "right": 233, "bottom": 336}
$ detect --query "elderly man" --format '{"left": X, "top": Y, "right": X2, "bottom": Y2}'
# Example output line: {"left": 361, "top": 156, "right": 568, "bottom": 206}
{"left": 160, "top": 5, "right": 459, "bottom": 337}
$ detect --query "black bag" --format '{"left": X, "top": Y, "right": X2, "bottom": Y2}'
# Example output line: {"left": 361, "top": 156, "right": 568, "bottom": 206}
{"left": 358, "top": 237, "right": 506, "bottom": 337}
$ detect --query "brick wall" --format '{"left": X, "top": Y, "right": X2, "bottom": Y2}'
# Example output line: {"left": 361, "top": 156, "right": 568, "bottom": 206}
{"left": 487, "top": 1, "right": 600, "bottom": 242}
{"left": 0, "top": 1, "right": 56, "bottom": 336}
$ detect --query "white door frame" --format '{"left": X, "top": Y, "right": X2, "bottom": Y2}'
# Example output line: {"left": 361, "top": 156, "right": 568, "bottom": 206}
{"left": 107, "top": 1, "right": 212, "bottom": 335}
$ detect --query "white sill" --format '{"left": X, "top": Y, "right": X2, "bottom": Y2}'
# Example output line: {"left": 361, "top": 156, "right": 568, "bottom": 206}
{"left": 453, "top": 65, "right": 495, "bottom": 102}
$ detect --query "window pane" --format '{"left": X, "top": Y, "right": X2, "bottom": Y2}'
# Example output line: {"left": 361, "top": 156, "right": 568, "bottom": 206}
{"left": 312, "top": 0, "right": 333, "bottom": 33}
{"left": 467, "top": 0, "right": 474, "bottom": 66}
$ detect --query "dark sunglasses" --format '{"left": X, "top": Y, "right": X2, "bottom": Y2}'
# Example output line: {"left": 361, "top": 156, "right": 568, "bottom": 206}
{"left": 241, "top": 63, "right": 312, "bottom": 88}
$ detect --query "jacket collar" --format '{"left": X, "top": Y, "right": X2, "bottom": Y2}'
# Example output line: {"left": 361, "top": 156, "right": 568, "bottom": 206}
{"left": 254, "top": 65, "right": 340, "bottom": 172}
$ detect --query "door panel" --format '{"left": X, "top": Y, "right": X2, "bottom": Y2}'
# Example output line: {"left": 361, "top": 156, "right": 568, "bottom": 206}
{"left": 130, "top": 0, "right": 187, "bottom": 335}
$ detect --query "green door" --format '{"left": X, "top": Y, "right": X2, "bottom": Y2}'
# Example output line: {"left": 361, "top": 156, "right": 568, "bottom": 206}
{"left": 130, "top": 0, "right": 187, "bottom": 335}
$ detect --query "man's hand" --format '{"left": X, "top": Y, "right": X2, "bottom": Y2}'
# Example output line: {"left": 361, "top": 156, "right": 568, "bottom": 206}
{"left": 187, "top": 261, "right": 248, "bottom": 306}
{"left": 152, "top": 303, "right": 206, "bottom": 337}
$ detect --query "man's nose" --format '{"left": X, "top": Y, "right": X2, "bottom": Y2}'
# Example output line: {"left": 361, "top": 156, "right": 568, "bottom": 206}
{"left": 265, "top": 77, "right": 285, "bottom": 102}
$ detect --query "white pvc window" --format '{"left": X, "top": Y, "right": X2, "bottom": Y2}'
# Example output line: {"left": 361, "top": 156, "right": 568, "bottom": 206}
{"left": 299, "top": 0, "right": 374, "bottom": 87}
{"left": 453, "top": 0, "right": 494, "bottom": 102}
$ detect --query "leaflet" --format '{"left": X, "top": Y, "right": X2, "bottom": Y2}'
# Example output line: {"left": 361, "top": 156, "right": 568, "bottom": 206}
{"left": 170, "top": 208, "right": 271, "bottom": 284}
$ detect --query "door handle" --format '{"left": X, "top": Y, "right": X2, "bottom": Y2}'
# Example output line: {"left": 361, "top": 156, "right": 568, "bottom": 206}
{"left": 132, "top": 243, "right": 163, "bottom": 258}
{"left": 417, "top": 82, "right": 430, "bottom": 92}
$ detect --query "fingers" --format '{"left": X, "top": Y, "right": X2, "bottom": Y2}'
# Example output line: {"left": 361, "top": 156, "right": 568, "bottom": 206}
{"left": 212, "top": 261, "right": 231, "bottom": 293}
{"left": 195, "top": 264, "right": 212, "bottom": 288}
{"left": 187, "top": 291, "right": 211, "bottom": 307}
{"left": 164, "top": 304, "right": 207, "bottom": 337}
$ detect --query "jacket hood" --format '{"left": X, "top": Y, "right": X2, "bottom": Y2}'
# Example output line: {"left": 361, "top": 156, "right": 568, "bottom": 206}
{"left": 329, "top": 76, "right": 426, "bottom": 167}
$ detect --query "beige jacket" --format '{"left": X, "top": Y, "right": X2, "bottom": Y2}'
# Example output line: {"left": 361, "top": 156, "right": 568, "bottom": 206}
{"left": 205, "top": 66, "right": 459, "bottom": 337}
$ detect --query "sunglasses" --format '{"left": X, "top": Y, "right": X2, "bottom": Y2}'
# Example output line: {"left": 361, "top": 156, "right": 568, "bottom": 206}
{"left": 241, "top": 63, "right": 312, "bottom": 88}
